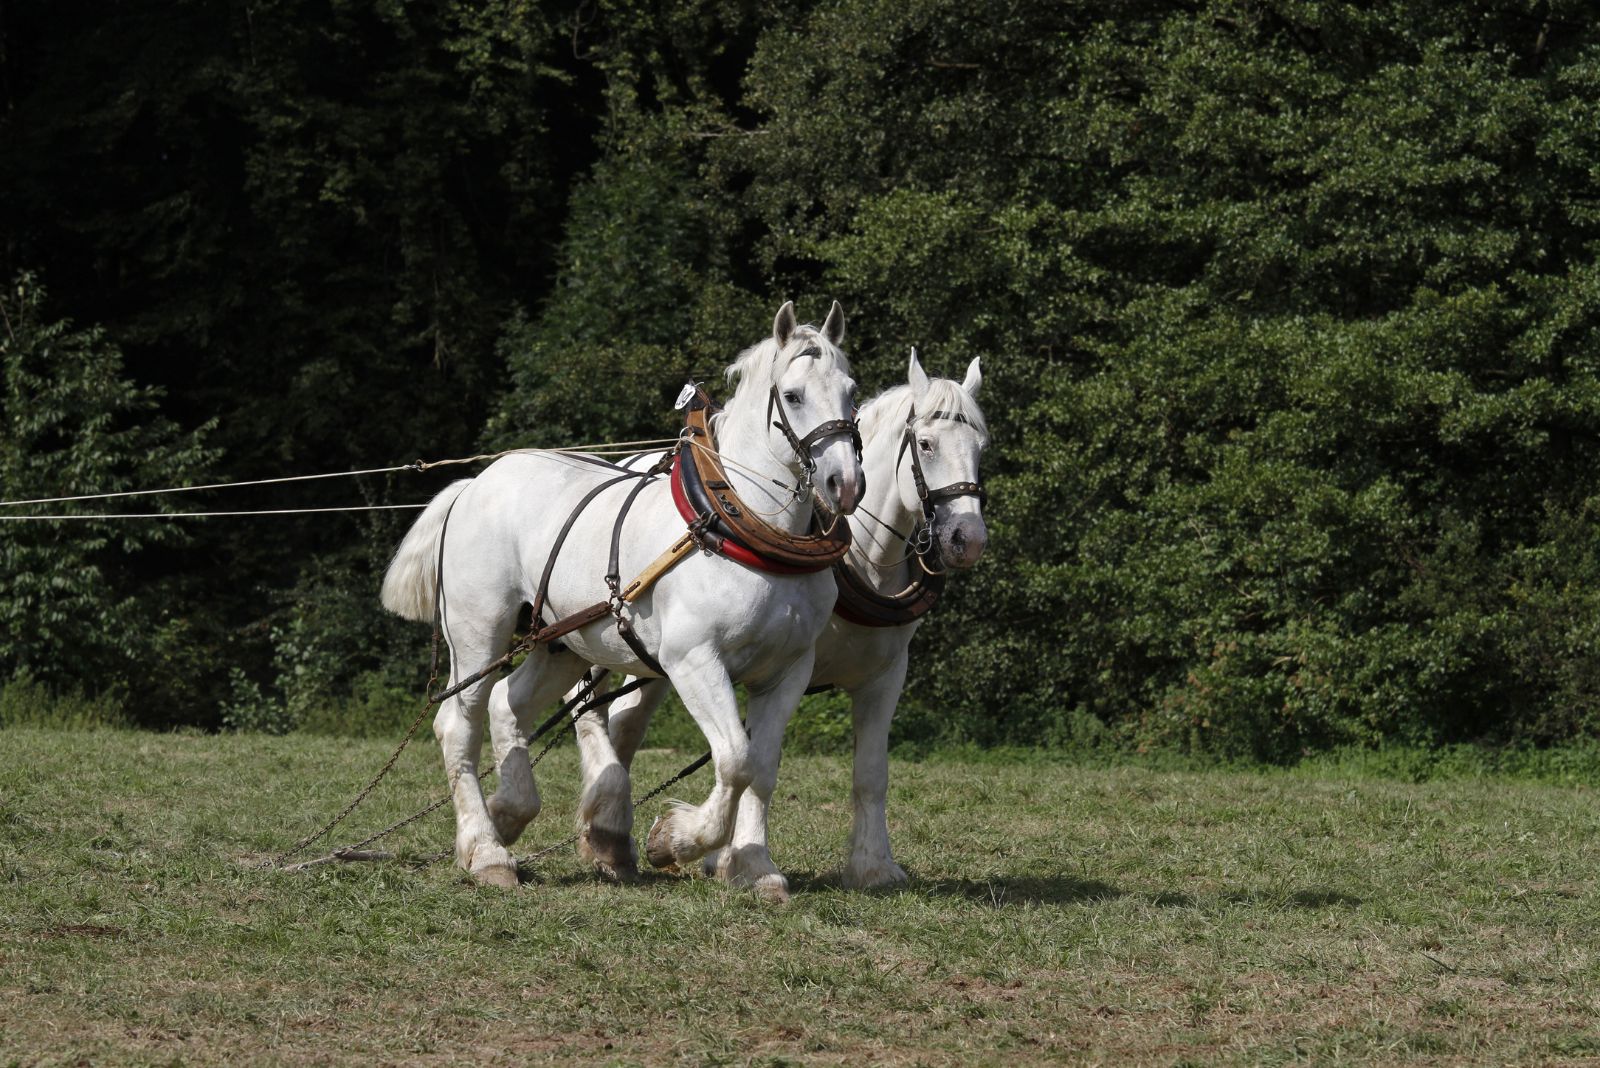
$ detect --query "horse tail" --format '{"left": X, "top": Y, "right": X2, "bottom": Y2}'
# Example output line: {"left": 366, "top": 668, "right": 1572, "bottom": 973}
{"left": 381, "top": 479, "right": 472, "bottom": 621}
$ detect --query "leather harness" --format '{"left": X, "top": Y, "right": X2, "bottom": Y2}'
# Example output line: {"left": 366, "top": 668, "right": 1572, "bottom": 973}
{"left": 520, "top": 383, "right": 860, "bottom": 677}
{"left": 513, "top": 387, "right": 985, "bottom": 677}
{"left": 670, "top": 386, "right": 854, "bottom": 573}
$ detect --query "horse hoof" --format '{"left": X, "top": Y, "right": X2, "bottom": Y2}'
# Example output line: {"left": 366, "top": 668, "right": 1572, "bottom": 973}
{"left": 645, "top": 815, "right": 679, "bottom": 872}
{"left": 842, "top": 857, "right": 909, "bottom": 890}
{"left": 472, "top": 862, "right": 520, "bottom": 889}
{"left": 579, "top": 827, "right": 639, "bottom": 884}
{"left": 755, "top": 873, "right": 790, "bottom": 904}
{"left": 594, "top": 858, "right": 639, "bottom": 884}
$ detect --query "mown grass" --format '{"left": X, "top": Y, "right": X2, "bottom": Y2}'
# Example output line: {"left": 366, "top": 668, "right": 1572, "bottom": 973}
{"left": 3, "top": 727, "right": 1599, "bottom": 1066}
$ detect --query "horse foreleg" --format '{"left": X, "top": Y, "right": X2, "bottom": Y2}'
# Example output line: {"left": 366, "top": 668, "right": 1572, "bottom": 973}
{"left": 706, "top": 654, "right": 815, "bottom": 903}
{"left": 644, "top": 654, "right": 750, "bottom": 873}
{"left": 842, "top": 658, "right": 910, "bottom": 889}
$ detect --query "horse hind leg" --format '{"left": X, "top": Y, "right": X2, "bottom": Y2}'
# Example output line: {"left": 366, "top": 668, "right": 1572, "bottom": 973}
{"left": 435, "top": 674, "right": 520, "bottom": 889}
{"left": 572, "top": 676, "right": 670, "bottom": 881}
{"left": 485, "top": 648, "right": 590, "bottom": 848}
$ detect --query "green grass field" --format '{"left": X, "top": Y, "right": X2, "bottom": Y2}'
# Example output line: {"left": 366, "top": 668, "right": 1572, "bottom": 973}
{"left": 3, "top": 727, "right": 1599, "bottom": 1066}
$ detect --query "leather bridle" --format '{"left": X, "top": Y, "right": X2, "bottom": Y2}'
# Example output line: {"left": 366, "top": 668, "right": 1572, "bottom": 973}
{"left": 896, "top": 404, "right": 987, "bottom": 525}
{"left": 767, "top": 384, "right": 863, "bottom": 486}
{"left": 832, "top": 402, "right": 986, "bottom": 624}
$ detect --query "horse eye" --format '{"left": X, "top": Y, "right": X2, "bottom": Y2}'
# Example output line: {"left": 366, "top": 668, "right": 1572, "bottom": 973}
{"left": 784, "top": 391, "right": 802, "bottom": 406}
{"left": 918, "top": 438, "right": 933, "bottom": 453}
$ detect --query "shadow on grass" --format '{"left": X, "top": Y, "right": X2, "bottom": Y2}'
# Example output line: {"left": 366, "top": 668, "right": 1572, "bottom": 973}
{"left": 1216, "top": 887, "right": 1364, "bottom": 909}
{"left": 1146, "top": 887, "right": 1364, "bottom": 910}
{"left": 529, "top": 863, "right": 1125, "bottom": 906}
{"left": 840, "top": 874, "right": 1126, "bottom": 907}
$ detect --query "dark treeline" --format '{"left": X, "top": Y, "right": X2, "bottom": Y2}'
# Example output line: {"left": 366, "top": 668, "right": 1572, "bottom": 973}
{"left": 3, "top": 0, "right": 1599, "bottom": 759}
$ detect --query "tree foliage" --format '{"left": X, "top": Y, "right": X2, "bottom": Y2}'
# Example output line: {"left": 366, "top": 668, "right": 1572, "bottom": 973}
{"left": 0, "top": 273, "right": 215, "bottom": 706}
{"left": 4, "top": 0, "right": 1600, "bottom": 755}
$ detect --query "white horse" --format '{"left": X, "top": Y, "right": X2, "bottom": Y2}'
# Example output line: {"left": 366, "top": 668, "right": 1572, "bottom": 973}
{"left": 381, "top": 302, "right": 862, "bottom": 898}
{"left": 582, "top": 349, "right": 988, "bottom": 889}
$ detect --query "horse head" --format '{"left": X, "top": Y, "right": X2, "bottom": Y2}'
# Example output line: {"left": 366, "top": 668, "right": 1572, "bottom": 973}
{"left": 897, "top": 349, "right": 989, "bottom": 570}
{"left": 726, "top": 301, "right": 863, "bottom": 520}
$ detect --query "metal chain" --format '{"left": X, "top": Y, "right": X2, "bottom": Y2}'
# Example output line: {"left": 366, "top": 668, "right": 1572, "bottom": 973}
{"left": 275, "top": 671, "right": 620, "bottom": 873}
{"left": 258, "top": 696, "right": 436, "bottom": 870}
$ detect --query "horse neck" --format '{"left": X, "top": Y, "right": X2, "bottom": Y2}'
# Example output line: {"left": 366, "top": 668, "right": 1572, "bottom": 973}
{"left": 847, "top": 427, "right": 919, "bottom": 593}
{"left": 714, "top": 403, "right": 815, "bottom": 536}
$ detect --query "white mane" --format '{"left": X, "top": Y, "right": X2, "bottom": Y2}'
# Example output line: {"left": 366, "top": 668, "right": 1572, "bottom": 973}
{"left": 858, "top": 378, "right": 988, "bottom": 447}
{"left": 722, "top": 326, "right": 849, "bottom": 409}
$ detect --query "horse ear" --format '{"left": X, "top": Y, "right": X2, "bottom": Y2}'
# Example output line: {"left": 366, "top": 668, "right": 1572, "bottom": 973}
{"left": 908, "top": 347, "right": 931, "bottom": 397}
{"left": 961, "top": 356, "right": 982, "bottom": 396}
{"left": 773, "top": 301, "right": 797, "bottom": 347}
{"left": 821, "top": 300, "right": 845, "bottom": 346}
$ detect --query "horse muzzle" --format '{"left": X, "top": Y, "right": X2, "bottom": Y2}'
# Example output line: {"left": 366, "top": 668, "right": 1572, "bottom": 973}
{"left": 813, "top": 441, "right": 863, "bottom": 518}
{"left": 937, "top": 513, "right": 988, "bottom": 569}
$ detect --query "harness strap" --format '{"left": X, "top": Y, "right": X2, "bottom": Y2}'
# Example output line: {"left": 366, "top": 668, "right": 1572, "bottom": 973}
{"left": 606, "top": 475, "right": 670, "bottom": 677}
{"left": 607, "top": 476, "right": 658, "bottom": 590}
{"left": 528, "top": 600, "right": 614, "bottom": 646}
{"left": 525, "top": 464, "right": 677, "bottom": 679}
{"left": 531, "top": 473, "right": 638, "bottom": 627}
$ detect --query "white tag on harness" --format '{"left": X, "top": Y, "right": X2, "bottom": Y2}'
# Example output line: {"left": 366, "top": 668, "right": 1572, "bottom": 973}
{"left": 673, "top": 383, "right": 696, "bottom": 410}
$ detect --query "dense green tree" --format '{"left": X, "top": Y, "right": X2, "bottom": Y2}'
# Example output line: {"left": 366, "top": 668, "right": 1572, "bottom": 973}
{"left": 718, "top": 0, "right": 1600, "bottom": 756}
{"left": 495, "top": 0, "right": 1600, "bottom": 757}
{"left": 0, "top": 273, "right": 215, "bottom": 710}
{"left": 6, "top": 0, "right": 1600, "bottom": 755}
{"left": 1, "top": 0, "right": 591, "bottom": 722}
